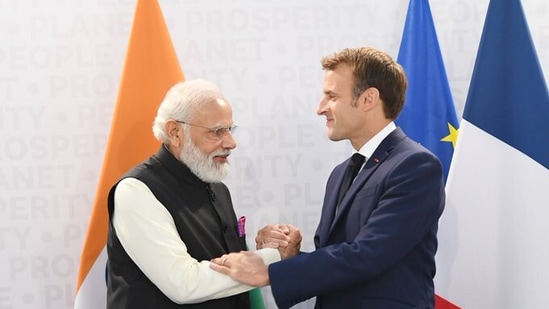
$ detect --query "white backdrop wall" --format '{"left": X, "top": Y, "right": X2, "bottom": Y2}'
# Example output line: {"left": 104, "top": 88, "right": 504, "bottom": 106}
{"left": 0, "top": 0, "right": 547, "bottom": 308}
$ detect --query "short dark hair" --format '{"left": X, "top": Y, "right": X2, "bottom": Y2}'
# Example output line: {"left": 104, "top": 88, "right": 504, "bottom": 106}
{"left": 321, "top": 47, "right": 407, "bottom": 119}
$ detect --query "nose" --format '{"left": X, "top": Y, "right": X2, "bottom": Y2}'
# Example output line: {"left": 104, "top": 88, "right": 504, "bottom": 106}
{"left": 317, "top": 97, "right": 327, "bottom": 116}
{"left": 221, "top": 131, "right": 237, "bottom": 149}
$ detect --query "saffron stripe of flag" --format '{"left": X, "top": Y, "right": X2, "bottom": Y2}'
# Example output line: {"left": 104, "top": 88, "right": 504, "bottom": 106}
{"left": 74, "top": 0, "right": 184, "bottom": 307}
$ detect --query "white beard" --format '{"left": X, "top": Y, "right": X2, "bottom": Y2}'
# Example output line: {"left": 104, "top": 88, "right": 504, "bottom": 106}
{"left": 179, "top": 131, "right": 230, "bottom": 183}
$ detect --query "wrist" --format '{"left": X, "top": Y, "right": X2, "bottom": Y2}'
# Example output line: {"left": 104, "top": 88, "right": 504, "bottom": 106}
{"left": 260, "top": 266, "right": 270, "bottom": 286}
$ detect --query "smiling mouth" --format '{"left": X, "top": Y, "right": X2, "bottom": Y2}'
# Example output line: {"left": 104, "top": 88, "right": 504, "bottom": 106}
{"left": 213, "top": 153, "right": 231, "bottom": 162}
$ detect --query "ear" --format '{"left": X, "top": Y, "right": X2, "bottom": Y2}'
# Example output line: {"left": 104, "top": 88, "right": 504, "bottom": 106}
{"left": 358, "top": 87, "right": 380, "bottom": 111}
{"left": 165, "top": 120, "right": 183, "bottom": 147}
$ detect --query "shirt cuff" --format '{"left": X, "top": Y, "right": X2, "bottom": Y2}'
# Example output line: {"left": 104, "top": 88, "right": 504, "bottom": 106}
{"left": 255, "top": 248, "right": 281, "bottom": 265}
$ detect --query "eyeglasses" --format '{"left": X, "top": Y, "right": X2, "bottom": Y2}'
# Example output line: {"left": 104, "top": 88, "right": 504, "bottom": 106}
{"left": 176, "top": 120, "right": 238, "bottom": 140}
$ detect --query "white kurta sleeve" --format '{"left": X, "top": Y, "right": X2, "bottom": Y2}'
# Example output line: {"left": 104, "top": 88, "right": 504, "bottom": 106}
{"left": 112, "top": 177, "right": 280, "bottom": 304}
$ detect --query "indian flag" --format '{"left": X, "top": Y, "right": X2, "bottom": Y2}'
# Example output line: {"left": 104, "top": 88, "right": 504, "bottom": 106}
{"left": 74, "top": 0, "right": 184, "bottom": 307}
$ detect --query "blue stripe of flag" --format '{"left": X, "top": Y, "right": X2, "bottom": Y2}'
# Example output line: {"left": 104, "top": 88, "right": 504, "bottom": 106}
{"left": 463, "top": 0, "right": 549, "bottom": 169}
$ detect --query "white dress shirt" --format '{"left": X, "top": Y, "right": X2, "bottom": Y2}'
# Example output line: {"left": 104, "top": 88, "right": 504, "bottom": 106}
{"left": 356, "top": 121, "right": 397, "bottom": 160}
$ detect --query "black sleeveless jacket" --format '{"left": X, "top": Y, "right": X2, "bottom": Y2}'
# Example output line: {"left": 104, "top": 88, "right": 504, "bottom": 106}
{"left": 106, "top": 146, "right": 250, "bottom": 309}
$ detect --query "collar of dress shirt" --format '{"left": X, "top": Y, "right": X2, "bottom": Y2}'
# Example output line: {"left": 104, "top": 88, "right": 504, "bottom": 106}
{"left": 355, "top": 121, "right": 397, "bottom": 160}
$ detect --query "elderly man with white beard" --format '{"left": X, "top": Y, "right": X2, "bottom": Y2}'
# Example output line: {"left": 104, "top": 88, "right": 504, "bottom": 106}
{"left": 105, "top": 79, "right": 301, "bottom": 309}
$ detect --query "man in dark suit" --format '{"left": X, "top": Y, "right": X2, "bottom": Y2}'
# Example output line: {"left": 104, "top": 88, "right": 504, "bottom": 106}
{"left": 210, "top": 47, "right": 445, "bottom": 309}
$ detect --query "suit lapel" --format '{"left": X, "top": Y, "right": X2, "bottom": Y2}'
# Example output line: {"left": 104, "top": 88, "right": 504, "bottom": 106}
{"left": 316, "top": 160, "right": 348, "bottom": 246}
{"left": 327, "top": 128, "right": 407, "bottom": 237}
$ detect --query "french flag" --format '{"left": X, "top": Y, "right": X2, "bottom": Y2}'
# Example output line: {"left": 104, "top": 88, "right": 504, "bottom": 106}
{"left": 435, "top": 0, "right": 549, "bottom": 307}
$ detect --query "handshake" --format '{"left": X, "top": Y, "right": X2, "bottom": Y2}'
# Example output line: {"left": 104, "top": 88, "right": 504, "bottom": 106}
{"left": 255, "top": 224, "right": 302, "bottom": 259}
{"left": 209, "top": 224, "right": 302, "bottom": 287}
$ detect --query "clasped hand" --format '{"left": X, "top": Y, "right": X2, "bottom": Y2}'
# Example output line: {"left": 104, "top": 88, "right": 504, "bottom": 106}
{"left": 255, "top": 224, "right": 302, "bottom": 259}
{"left": 209, "top": 224, "right": 302, "bottom": 287}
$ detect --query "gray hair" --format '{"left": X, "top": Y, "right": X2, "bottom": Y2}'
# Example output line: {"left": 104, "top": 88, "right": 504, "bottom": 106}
{"left": 152, "top": 79, "right": 225, "bottom": 143}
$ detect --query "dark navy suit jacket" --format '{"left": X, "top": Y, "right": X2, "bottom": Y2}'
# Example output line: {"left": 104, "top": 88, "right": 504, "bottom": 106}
{"left": 268, "top": 128, "right": 445, "bottom": 309}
